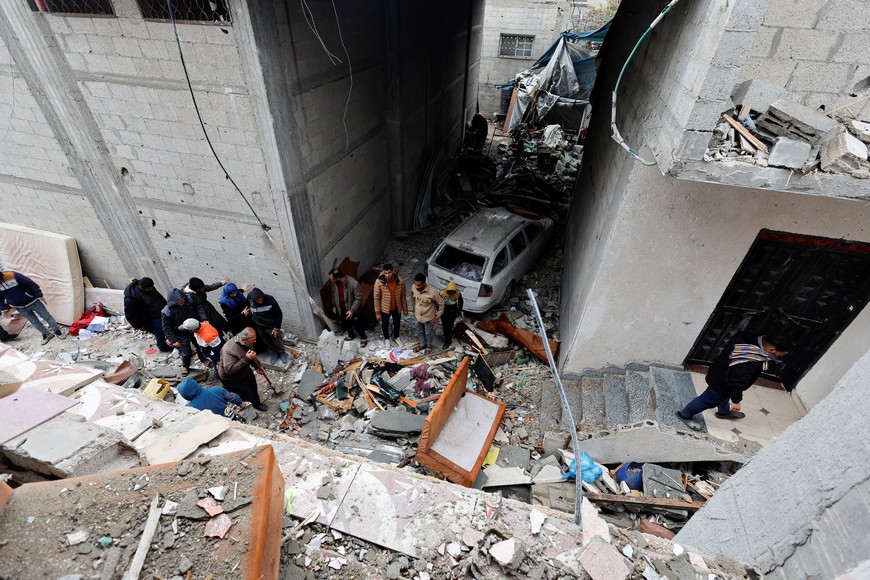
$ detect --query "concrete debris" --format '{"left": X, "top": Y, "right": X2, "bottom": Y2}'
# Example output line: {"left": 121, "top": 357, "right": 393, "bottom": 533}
{"left": 768, "top": 137, "right": 812, "bottom": 169}
{"left": 820, "top": 128, "right": 869, "bottom": 173}
{"left": 490, "top": 537, "right": 525, "bottom": 572}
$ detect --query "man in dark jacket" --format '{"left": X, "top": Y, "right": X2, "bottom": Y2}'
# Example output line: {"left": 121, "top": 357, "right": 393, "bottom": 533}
{"left": 161, "top": 287, "right": 207, "bottom": 376}
{"left": 328, "top": 269, "right": 367, "bottom": 347}
{"left": 247, "top": 287, "right": 288, "bottom": 365}
{"left": 677, "top": 331, "right": 791, "bottom": 424}
{"left": 0, "top": 270, "right": 64, "bottom": 345}
{"left": 184, "top": 277, "right": 230, "bottom": 335}
{"left": 123, "top": 277, "right": 171, "bottom": 352}
{"left": 177, "top": 377, "right": 249, "bottom": 420}
{"left": 217, "top": 327, "right": 268, "bottom": 411}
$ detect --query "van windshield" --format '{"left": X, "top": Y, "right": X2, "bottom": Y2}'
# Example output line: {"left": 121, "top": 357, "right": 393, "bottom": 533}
{"left": 434, "top": 245, "right": 486, "bottom": 281}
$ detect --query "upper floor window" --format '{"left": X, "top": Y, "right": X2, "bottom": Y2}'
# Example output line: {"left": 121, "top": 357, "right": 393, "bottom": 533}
{"left": 499, "top": 34, "right": 534, "bottom": 59}
{"left": 138, "top": 0, "right": 231, "bottom": 23}
{"left": 35, "top": 0, "right": 115, "bottom": 15}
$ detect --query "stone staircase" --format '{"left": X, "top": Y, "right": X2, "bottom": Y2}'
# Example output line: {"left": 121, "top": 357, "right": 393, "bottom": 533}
{"left": 541, "top": 363, "right": 708, "bottom": 434}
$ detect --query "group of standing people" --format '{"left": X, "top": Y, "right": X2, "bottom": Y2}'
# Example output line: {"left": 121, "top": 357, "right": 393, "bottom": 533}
{"left": 329, "top": 264, "right": 465, "bottom": 356}
{"left": 124, "top": 276, "right": 290, "bottom": 411}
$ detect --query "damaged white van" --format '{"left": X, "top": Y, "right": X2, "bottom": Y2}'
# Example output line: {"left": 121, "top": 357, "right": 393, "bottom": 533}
{"left": 425, "top": 207, "right": 554, "bottom": 313}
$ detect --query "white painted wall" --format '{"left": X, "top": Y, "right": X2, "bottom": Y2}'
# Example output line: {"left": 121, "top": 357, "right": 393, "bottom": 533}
{"left": 562, "top": 161, "right": 870, "bottom": 410}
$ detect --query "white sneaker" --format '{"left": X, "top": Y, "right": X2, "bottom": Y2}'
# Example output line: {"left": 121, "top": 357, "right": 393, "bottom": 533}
{"left": 383, "top": 340, "right": 391, "bottom": 349}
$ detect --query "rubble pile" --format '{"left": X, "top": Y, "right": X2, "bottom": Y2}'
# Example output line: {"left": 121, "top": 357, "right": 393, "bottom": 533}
{"left": 707, "top": 81, "right": 870, "bottom": 178}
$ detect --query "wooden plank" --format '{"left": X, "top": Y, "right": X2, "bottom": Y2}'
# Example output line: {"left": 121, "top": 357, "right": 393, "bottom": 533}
{"left": 583, "top": 493, "right": 705, "bottom": 512}
{"left": 722, "top": 114, "right": 767, "bottom": 152}
{"left": 737, "top": 103, "right": 751, "bottom": 121}
{"left": 502, "top": 88, "right": 518, "bottom": 134}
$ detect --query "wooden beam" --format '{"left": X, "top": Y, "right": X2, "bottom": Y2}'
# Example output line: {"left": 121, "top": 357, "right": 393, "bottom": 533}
{"left": 722, "top": 114, "right": 767, "bottom": 152}
{"left": 583, "top": 493, "right": 705, "bottom": 512}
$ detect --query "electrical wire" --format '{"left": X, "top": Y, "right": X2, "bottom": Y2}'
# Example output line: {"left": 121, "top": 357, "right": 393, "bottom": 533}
{"left": 610, "top": 0, "right": 681, "bottom": 166}
{"left": 301, "top": 0, "right": 342, "bottom": 65}
{"left": 330, "top": 0, "right": 353, "bottom": 150}
{"left": 165, "top": 0, "right": 269, "bottom": 230}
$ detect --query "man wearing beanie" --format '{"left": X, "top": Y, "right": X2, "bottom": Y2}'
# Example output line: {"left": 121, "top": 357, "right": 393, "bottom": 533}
{"left": 124, "top": 277, "right": 171, "bottom": 352}
{"left": 184, "top": 276, "right": 230, "bottom": 335}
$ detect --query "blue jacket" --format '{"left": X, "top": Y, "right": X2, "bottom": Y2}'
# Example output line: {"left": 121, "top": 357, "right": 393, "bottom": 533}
{"left": 177, "top": 378, "right": 243, "bottom": 419}
{"left": 0, "top": 272, "right": 44, "bottom": 310}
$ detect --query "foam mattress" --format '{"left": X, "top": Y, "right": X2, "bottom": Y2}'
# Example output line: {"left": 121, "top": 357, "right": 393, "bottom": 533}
{"left": 0, "top": 223, "right": 84, "bottom": 326}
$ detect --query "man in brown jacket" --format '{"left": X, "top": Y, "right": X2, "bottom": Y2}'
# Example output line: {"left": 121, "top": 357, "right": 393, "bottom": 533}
{"left": 217, "top": 327, "right": 268, "bottom": 411}
{"left": 372, "top": 263, "right": 408, "bottom": 348}
{"left": 329, "top": 269, "right": 368, "bottom": 347}
{"left": 411, "top": 273, "right": 444, "bottom": 354}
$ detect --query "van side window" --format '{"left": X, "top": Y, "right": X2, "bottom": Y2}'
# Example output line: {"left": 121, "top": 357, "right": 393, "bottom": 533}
{"left": 524, "top": 224, "right": 542, "bottom": 242}
{"left": 491, "top": 247, "right": 509, "bottom": 275}
{"left": 509, "top": 232, "right": 528, "bottom": 256}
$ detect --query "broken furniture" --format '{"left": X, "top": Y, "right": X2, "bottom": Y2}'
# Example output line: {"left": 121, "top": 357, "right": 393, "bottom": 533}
{"left": 415, "top": 357, "right": 506, "bottom": 486}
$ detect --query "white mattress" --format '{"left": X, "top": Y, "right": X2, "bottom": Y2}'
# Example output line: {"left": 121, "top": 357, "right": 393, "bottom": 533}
{"left": 0, "top": 223, "right": 84, "bottom": 326}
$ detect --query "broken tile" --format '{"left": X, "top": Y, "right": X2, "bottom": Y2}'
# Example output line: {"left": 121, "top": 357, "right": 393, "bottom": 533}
{"left": 204, "top": 513, "right": 232, "bottom": 538}
{"left": 578, "top": 539, "right": 630, "bottom": 580}
{"left": 197, "top": 497, "right": 224, "bottom": 517}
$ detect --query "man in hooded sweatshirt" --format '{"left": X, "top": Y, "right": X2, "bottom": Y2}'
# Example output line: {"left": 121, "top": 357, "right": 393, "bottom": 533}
{"left": 161, "top": 288, "right": 208, "bottom": 376}
{"left": 123, "top": 277, "right": 171, "bottom": 352}
{"left": 247, "top": 287, "right": 288, "bottom": 364}
{"left": 1, "top": 270, "right": 65, "bottom": 344}
{"left": 184, "top": 277, "right": 230, "bottom": 336}
{"left": 177, "top": 377, "right": 249, "bottom": 420}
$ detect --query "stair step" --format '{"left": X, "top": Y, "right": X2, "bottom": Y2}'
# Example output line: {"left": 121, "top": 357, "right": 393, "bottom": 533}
{"left": 580, "top": 375, "right": 605, "bottom": 430}
{"left": 602, "top": 372, "right": 630, "bottom": 428}
{"left": 625, "top": 370, "right": 653, "bottom": 423}
{"left": 651, "top": 366, "right": 708, "bottom": 432}
{"left": 560, "top": 377, "right": 584, "bottom": 431}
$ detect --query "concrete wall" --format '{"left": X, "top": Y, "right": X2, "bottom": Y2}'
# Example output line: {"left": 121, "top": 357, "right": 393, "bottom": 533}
{"left": 675, "top": 350, "right": 870, "bottom": 578}
{"left": 477, "top": 0, "right": 570, "bottom": 114}
{"left": 560, "top": 0, "right": 870, "bottom": 406}
{"left": 740, "top": 0, "right": 870, "bottom": 117}
{"left": 0, "top": 1, "right": 482, "bottom": 338}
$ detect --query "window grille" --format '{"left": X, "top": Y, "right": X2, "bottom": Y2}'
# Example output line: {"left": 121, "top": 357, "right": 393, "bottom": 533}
{"left": 138, "top": 0, "right": 231, "bottom": 24}
{"left": 38, "top": 0, "right": 115, "bottom": 15}
{"left": 499, "top": 34, "right": 534, "bottom": 58}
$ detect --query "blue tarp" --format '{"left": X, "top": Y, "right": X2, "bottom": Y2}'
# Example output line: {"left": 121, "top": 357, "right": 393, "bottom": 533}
{"left": 531, "top": 21, "right": 611, "bottom": 71}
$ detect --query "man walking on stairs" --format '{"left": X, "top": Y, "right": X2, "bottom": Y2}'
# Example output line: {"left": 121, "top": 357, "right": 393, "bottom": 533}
{"left": 677, "top": 331, "right": 791, "bottom": 427}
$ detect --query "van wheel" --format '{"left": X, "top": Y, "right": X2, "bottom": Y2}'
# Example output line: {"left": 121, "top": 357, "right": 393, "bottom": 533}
{"left": 500, "top": 282, "right": 515, "bottom": 307}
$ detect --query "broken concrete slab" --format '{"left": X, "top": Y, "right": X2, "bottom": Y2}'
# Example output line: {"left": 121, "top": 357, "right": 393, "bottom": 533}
{"left": 821, "top": 129, "right": 868, "bottom": 173}
{"left": 370, "top": 410, "right": 425, "bottom": 436}
{"left": 498, "top": 444, "right": 531, "bottom": 471}
{"left": 581, "top": 497, "right": 611, "bottom": 547}
{"left": 757, "top": 98, "right": 838, "bottom": 143}
{"left": 579, "top": 539, "right": 631, "bottom": 580}
{"left": 642, "top": 464, "right": 686, "bottom": 500}
{"left": 142, "top": 410, "right": 230, "bottom": 465}
{"left": 490, "top": 537, "right": 525, "bottom": 572}
{"left": 577, "top": 422, "right": 747, "bottom": 464}
{"left": 295, "top": 369, "right": 325, "bottom": 400}
{"left": 532, "top": 481, "right": 576, "bottom": 514}
{"left": 0, "top": 368, "right": 23, "bottom": 398}
{"left": 768, "top": 137, "right": 812, "bottom": 169}
{"left": 531, "top": 464, "right": 563, "bottom": 485}
{"left": 0, "top": 388, "right": 77, "bottom": 445}
{"left": 482, "top": 465, "right": 531, "bottom": 487}
{"left": 1, "top": 412, "right": 141, "bottom": 478}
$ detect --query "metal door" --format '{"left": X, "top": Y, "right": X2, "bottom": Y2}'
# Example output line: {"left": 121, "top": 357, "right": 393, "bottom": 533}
{"left": 685, "top": 230, "right": 870, "bottom": 390}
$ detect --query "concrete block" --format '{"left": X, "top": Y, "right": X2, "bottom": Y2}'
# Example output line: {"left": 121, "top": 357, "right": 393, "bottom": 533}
{"left": 833, "top": 32, "right": 870, "bottom": 65}
{"left": 758, "top": 98, "right": 838, "bottom": 141}
{"left": 731, "top": 79, "right": 790, "bottom": 113}
{"left": 776, "top": 28, "right": 840, "bottom": 62}
{"left": 768, "top": 137, "right": 812, "bottom": 169}
{"left": 739, "top": 57, "right": 797, "bottom": 87}
{"left": 787, "top": 61, "right": 854, "bottom": 94}
{"left": 1, "top": 413, "right": 142, "bottom": 478}
{"left": 490, "top": 537, "right": 525, "bottom": 572}
{"left": 817, "top": 0, "right": 870, "bottom": 31}
{"left": 579, "top": 539, "right": 631, "bottom": 580}
{"left": 820, "top": 130, "right": 868, "bottom": 173}
{"left": 763, "top": 0, "right": 828, "bottom": 28}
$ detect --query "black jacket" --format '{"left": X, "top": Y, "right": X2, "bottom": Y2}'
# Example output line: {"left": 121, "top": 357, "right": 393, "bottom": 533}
{"left": 161, "top": 288, "right": 207, "bottom": 344}
{"left": 247, "top": 288, "right": 283, "bottom": 330}
{"left": 123, "top": 280, "right": 167, "bottom": 329}
{"left": 706, "top": 331, "right": 766, "bottom": 403}
{"left": 184, "top": 282, "right": 229, "bottom": 332}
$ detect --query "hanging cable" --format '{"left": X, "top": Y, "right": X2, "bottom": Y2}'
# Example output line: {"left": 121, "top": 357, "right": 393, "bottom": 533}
{"left": 330, "top": 0, "right": 353, "bottom": 150}
{"left": 166, "top": 0, "right": 269, "bottom": 229}
{"left": 165, "top": 0, "right": 337, "bottom": 331}
{"left": 610, "top": 0, "right": 681, "bottom": 166}
{"left": 301, "top": 0, "right": 342, "bottom": 65}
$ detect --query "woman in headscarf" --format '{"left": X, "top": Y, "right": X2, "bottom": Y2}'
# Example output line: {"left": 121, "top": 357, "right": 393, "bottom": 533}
{"left": 219, "top": 281, "right": 251, "bottom": 335}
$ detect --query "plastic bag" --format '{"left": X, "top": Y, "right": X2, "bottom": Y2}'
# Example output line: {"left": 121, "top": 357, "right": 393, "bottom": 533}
{"left": 562, "top": 451, "right": 602, "bottom": 483}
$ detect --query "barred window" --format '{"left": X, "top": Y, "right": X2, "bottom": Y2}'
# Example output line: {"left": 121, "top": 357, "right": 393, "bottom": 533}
{"left": 138, "top": 0, "right": 231, "bottom": 24}
{"left": 36, "top": 0, "right": 115, "bottom": 15}
{"left": 499, "top": 34, "right": 534, "bottom": 59}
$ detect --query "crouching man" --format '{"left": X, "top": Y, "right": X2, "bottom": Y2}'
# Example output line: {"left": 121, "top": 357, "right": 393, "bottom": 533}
{"left": 217, "top": 327, "right": 269, "bottom": 412}
{"left": 177, "top": 377, "right": 249, "bottom": 421}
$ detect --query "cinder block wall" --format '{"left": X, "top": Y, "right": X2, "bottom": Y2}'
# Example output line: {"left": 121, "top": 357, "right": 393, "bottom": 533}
{"left": 676, "top": 350, "right": 870, "bottom": 578}
{"left": 477, "top": 0, "right": 569, "bottom": 114}
{"left": 0, "top": 0, "right": 482, "bottom": 338}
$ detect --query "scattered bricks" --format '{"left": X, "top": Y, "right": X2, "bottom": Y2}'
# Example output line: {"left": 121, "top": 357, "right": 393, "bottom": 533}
{"left": 757, "top": 98, "right": 838, "bottom": 143}
{"left": 490, "top": 537, "right": 525, "bottom": 572}
{"left": 0, "top": 413, "right": 142, "bottom": 478}
{"left": 578, "top": 538, "right": 631, "bottom": 580}
{"left": 0, "top": 446, "right": 283, "bottom": 579}
{"left": 767, "top": 137, "right": 812, "bottom": 169}
{"left": 820, "top": 129, "right": 869, "bottom": 173}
